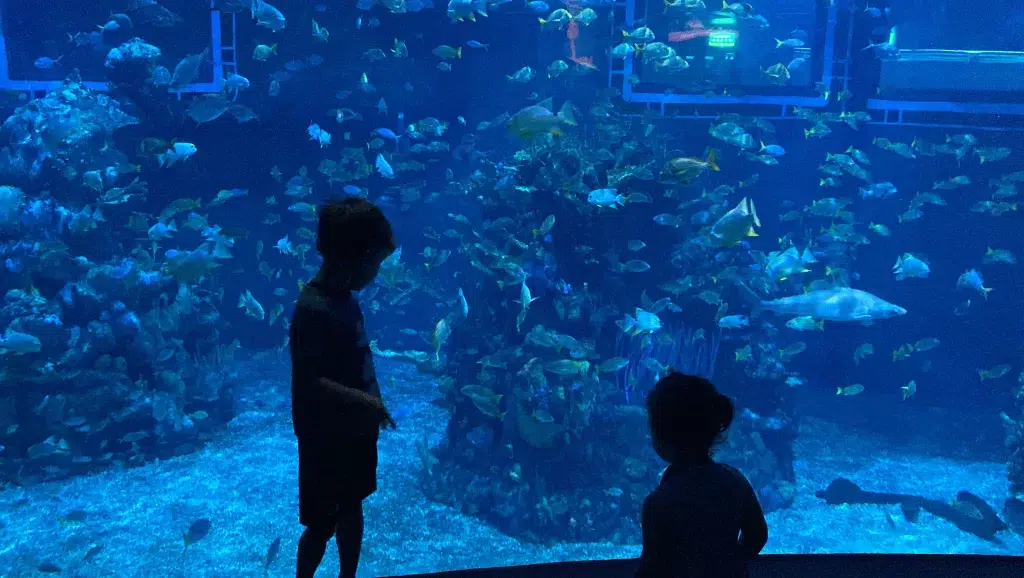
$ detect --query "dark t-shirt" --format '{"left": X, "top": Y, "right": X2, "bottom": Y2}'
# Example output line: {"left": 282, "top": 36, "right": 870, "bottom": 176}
{"left": 636, "top": 460, "right": 768, "bottom": 578}
{"left": 289, "top": 273, "right": 380, "bottom": 441}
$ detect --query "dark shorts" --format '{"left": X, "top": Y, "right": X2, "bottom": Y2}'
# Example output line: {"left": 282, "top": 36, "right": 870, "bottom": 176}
{"left": 298, "top": 436, "right": 378, "bottom": 529}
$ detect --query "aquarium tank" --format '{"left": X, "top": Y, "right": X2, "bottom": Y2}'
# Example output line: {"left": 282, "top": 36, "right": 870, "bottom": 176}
{"left": 0, "top": 0, "right": 1022, "bottom": 575}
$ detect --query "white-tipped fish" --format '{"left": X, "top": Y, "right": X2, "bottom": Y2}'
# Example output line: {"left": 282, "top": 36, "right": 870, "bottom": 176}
{"left": 710, "top": 197, "right": 760, "bottom": 247}
{"left": 251, "top": 0, "right": 286, "bottom": 31}
{"left": 237, "top": 289, "right": 265, "bottom": 320}
{"left": 457, "top": 287, "right": 469, "bottom": 317}
{"left": 158, "top": 142, "right": 197, "bottom": 167}
{"left": 893, "top": 253, "right": 930, "bottom": 280}
{"left": 375, "top": 153, "right": 395, "bottom": 178}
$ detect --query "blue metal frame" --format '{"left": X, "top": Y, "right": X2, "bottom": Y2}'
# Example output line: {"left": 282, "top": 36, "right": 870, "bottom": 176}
{"left": 867, "top": 99, "right": 1024, "bottom": 116}
{"left": 621, "top": 0, "right": 835, "bottom": 108}
{"left": 866, "top": 99, "right": 1024, "bottom": 132}
{"left": 867, "top": 121, "right": 1024, "bottom": 132}
{"left": 0, "top": 0, "right": 233, "bottom": 95}
{"left": 606, "top": 1, "right": 629, "bottom": 88}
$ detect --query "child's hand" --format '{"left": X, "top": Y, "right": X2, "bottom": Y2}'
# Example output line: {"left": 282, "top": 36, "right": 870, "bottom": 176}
{"left": 375, "top": 400, "right": 397, "bottom": 430}
{"left": 318, "top": 378, "right": 396, "bottom": 430}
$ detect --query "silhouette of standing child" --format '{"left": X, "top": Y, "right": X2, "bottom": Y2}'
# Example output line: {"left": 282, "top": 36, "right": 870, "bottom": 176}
{"left": 636, "top": 372, "right": 768, "bottom": 578}
{"left": 290, "top": 198, "right": 397, "bottom": 578}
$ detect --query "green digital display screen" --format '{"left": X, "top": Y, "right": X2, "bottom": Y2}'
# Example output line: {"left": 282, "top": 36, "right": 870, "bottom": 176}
{"left": 708, "top": 30, "right": 738, "bottom": 48}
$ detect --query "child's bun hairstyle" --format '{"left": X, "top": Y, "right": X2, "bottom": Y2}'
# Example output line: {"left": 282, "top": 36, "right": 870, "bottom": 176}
{"left": 646, "top": 372, "right": 735, "bottom": 457}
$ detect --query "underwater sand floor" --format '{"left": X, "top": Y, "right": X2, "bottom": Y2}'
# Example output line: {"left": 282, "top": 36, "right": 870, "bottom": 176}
{"left": 2, "top": 360, "right": 1022, "bottom": 577}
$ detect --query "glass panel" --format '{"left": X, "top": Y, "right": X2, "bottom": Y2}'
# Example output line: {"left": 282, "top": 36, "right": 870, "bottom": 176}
{"left": 893, "top": 0, "right": 1024, "bottom": 51}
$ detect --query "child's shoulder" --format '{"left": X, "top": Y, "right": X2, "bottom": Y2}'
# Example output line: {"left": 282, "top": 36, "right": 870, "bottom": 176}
{"left": 715, "top": 461, "right": 746, "bottom": 477}
{"left": 704, "top": 460, "right": 753, "bottom": 485}
{"left": 296, "top": 284, "right": 362, "bottom": 329}
{"left": 648, "top": 461, "right": 753, "bottom": 509}
{"left": 294, "top": 284, "right": 329, "bottom": 318}
{"left": 657, "top": 461, "right": 749, "bottom": 490}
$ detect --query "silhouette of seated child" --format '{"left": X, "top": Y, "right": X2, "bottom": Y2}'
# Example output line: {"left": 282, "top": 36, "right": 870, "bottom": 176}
{"left": 636, "top": 372, "right": 768, "bottom": 578}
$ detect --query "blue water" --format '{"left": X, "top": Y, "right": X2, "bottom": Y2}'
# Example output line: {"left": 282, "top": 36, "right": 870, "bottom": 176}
{"left": 0, "top": 0, "right": 1023, "bottom": 576}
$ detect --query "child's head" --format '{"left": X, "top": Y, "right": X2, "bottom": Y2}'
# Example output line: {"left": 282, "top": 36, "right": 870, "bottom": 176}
{"left": 317, "top": 198, "right": 396, "bottom": 290}
{"left": 646, "top": 372, "right": 734, "bottom": 463}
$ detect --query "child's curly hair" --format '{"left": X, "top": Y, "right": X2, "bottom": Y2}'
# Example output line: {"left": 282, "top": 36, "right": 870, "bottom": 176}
{"left": 647, "top": 372, "right": 735, "bottom": 458}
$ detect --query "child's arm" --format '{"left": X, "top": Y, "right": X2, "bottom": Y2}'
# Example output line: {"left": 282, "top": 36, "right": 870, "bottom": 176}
{"left": 738, "top": 479, "right": 768, "bottom": 558}
{"left": 291, "top": 300, "right": 394, "bottom": 431}
{"left": 318, "top": 378, "right": 395, "bottom": 428}
{"left": 634, "top": 494, "right": 672, "bottom": 577}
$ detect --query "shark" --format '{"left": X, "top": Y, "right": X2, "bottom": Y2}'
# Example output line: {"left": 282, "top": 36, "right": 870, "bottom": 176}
{"left": 817, "top": 478, "right": 1008, "bottom": 543}
{"left": 744, "top": 285, "right": 907, "bottom": 322}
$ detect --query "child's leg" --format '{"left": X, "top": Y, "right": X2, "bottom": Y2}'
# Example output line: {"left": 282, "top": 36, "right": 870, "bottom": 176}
{"left": 297, "top": 523, "right": 335, "bottom": 578}
{"left": 335, "top": 500, "right": 364, "bottom": 578}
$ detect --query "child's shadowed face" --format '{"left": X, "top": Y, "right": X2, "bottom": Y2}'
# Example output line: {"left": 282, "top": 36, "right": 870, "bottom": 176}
{"left": 651, "top": 432, "right": 675, "bottom": 463}
{"left": 348, "top": 259, "right": 383, "bottom": 290}
{"left": 344, "top": 246, "right": 393, "bottom": 291}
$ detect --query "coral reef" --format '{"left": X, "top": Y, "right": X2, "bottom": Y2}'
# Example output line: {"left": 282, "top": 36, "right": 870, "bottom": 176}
{"left": 0, "top": 76, "right": 240, "bottom": 485}
{"left": 0, "top": 72, "right": 137, "bottom": 188}
{"left": 414, "top": 134, "right": 798, "bottom": 542}
{"left": 420, "top": 296, "right": 792, "bottom": 542}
